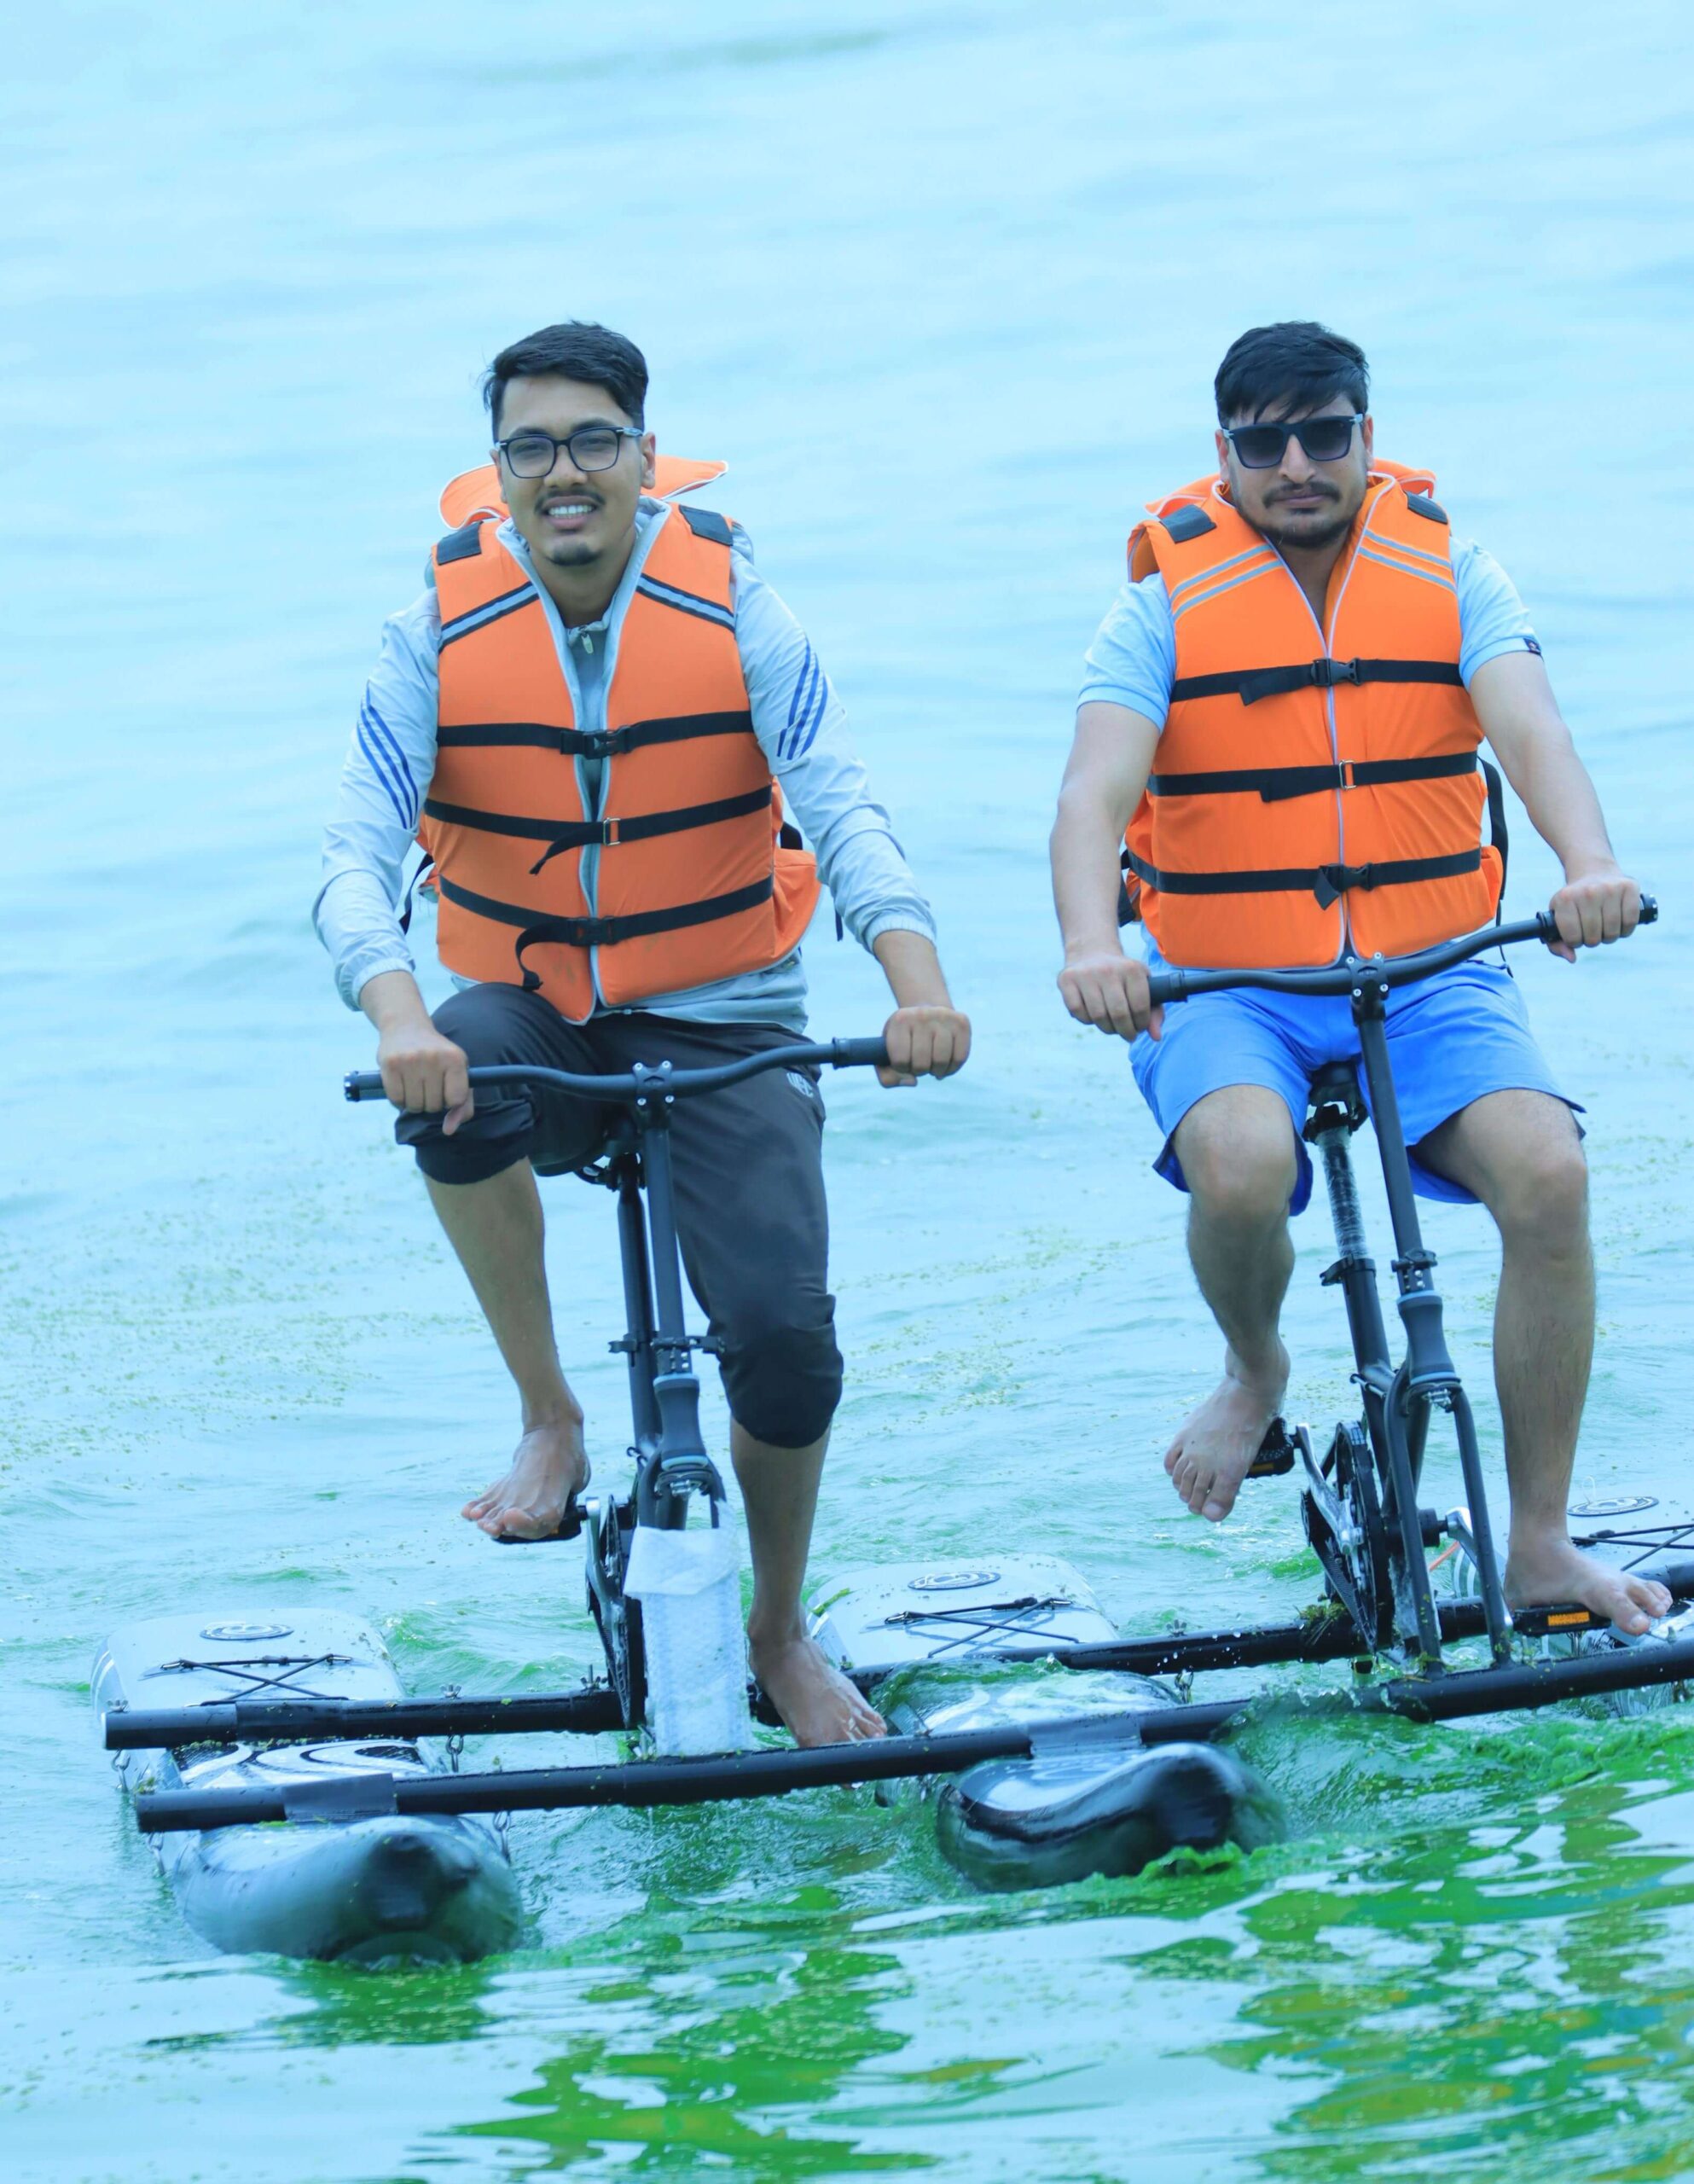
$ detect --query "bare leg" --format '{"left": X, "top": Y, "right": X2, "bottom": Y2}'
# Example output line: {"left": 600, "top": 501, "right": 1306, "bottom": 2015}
{"left": 1419, "top": 1089, "right": 1668, "bottom": 1633}
{"left": 1163, "top": 1087, "right": 1297, "bottom": 1522}
{"left": 425, "top": 1162, "right": 590, "bottom": 1538}
{"left": 732, "top": 1424, "right": 886, "bottom": 1747}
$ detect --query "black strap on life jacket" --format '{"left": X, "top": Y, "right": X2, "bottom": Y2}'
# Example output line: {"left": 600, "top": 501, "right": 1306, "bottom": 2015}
{"left": 1161, "top": 503, "right": 1217, "bottom": 543}
{"left": 1147, "top": 750, "right": 1481, "bottom": 804}
{"left": 434, "top": 522, "right": 486, "bottom": 566}
{"left": 436, "top": 874, "right": 777, "bottom": 986}
{"left": 436, "top": 709, "right": 754, "bottom": 756}
{"left": 1123, "top": 846, "right": 1483, "bottom": 911}
{"left": 1482, "top": 755, "right": 1509, "bottom": 910}
{"left": 1170, "top": 657, "right": 1465, "bottom": 707}
{"left": 421, "top": 785, "right": 774, "bottom": 874}
{"left": 677, "top": 504, "right": 734, "bottom": 546}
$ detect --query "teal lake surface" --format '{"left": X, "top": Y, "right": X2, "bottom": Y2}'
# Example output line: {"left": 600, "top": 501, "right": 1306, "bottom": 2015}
{"left": 6, "top": 3, "right": 1694, "bottom": 2177}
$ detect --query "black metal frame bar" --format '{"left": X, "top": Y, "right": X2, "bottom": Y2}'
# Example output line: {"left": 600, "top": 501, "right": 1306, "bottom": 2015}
{"left": 133, "top": 1626, "right": 1694, "bottom": 1833}
{"left": 106, "top": 1601, "right": 1498, "bottom": 1753}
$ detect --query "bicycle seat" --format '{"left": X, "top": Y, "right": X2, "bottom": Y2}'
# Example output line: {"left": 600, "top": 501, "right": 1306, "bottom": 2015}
{"left": 1303, "top": 1062, "right": 1366, "bottom": 1139}
{"left": 535, "top": 1118, "right": 639, "bottom": 1182}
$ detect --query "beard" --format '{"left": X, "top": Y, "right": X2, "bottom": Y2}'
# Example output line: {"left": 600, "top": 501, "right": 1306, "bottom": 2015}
{"left": 1253, "top": 487, "right": 1357, "bottom": 556}
{"left": 537, "top": 534, "right": 602, "bottom": 566}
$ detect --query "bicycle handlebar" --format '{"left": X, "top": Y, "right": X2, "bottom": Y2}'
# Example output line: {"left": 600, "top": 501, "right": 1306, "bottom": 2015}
{"left": 1147, "top": 897, "right": 1658, "bottom": 1008}
{"left": 345, "top": 1036, "right": 891, "bottom": 1108}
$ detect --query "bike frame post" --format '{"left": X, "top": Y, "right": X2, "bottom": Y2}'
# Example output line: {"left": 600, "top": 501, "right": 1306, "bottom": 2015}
{"left": 629, "top": 1065, "right": 724, "bottom": 1530}
{"left": 1352, "top": 970, "right": 1512, "bottom": 1664}
{"left": 610, "top": 1138, "right": 662, "bottom": 1455}
{"left": 1308, "top": 1079, "right": 1392, "bottom": 1378}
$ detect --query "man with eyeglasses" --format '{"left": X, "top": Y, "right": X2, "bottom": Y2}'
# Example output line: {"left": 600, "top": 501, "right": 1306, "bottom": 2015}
{"left": 316, "top": 320, "right": 969, "bottom": 1745}
{"left": 1049, "top": 319, "right": 1663, "bottom": 1634}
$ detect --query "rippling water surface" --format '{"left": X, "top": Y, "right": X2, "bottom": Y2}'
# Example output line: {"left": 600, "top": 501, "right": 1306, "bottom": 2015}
{"left": 6, "top": 3, "right": 1694, "bottom": 2177}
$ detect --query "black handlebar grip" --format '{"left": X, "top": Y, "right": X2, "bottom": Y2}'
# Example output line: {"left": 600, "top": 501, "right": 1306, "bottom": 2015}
{"left": 345, "top": 1072, "right": 386, "bottom": 1101}
{"left": 1534, "top": 894, "right": 1658, "bottom": 941}
{"left": 1146, "top": 971, "right": 1186, "bottom": 1008}
{"left": 829, "top": 1037, "right": 891, "bottom": 1068}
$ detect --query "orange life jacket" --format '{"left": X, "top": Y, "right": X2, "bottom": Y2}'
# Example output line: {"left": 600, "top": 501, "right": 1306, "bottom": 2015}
{"left": 421, "top": 460, "right": 820, "bottom": 1023}
{"left": 1123, "top": 461, "right": 1503, "bottom": 968}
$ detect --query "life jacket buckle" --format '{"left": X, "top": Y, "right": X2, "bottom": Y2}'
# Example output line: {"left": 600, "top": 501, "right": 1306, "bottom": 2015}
{"left": 601, "top": 817, "right": 623, "bottom": 846}
{"left": 1314, "top": 861, "right": 1374, "bottom": 909}
{"left": 1311, "top": 657, "right": 1360, "bottom": 689}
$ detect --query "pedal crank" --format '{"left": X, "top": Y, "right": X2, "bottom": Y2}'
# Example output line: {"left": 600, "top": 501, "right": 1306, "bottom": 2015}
{"left": 584, "top": 1491, "right": 646, "bottom": 1730}
{"left": 1299, "top": 1420, "right": 1394, "bottom": 1651}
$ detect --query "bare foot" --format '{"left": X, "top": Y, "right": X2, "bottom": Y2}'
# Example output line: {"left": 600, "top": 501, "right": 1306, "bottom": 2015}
{"left": 1163, "top": 1343, "right": 1290, "bottom": 1523}
{"left": 461, "top": 1415, "right": 590, "bottom": 1540}
{"left": 1505, "top": 1534, "right": 1672, "bottom": 1637}
{"left": 749, "top": 1623, "right": 887, "bottom": 1748}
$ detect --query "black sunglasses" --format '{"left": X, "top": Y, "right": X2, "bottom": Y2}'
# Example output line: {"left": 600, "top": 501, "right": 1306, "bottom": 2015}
{"left": 1222, "top": 414, "right": 1364, "bottom": 469}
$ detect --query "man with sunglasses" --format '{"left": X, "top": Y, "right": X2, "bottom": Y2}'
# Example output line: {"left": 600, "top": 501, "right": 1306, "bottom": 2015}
{"left": 1050, "top": 320, "right": 1662, "bottom": 1634}
{"left": 315, "top": 321, "right": 970, "bottom": 1745}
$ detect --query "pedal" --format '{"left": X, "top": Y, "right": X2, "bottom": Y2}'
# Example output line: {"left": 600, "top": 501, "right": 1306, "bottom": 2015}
{"left": 1249, "top": 1420, "right": 1297, "bottom": 1478}
{"left": 1511, "top": 1602, "right": 1606, "bottom": 1637}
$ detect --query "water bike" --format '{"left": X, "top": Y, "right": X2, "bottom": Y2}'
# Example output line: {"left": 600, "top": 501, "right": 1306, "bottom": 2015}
{"left": 102, "top": 1037, "right": 1275, "bottom": 1955}
{"left": 107, "top": 903, "right": 1694, "bottom": 1949}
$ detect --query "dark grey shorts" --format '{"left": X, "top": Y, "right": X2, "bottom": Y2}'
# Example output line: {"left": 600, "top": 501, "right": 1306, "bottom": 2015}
{"left": 396, "top": 985, "right": 841, "bottom": 1449}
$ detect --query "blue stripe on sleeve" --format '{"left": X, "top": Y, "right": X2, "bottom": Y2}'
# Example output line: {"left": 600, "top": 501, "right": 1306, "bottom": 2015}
{"left": 785, "top": 667, "right": 831, "bottom": 761}
{"left": 780, "top": 647, "right": 827, "bottom": 761}
{"left": 360, "top": 696, "right": 419, "bottom": 825}
{"left": 785, "top": 643, "right": 818, "bottom": 730}
{"left": 357, "top": 716, "right": 415, "bottom": 828}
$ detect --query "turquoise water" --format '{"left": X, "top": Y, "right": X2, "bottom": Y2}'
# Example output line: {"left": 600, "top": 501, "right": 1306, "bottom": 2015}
{"left": 6, "top": 2, "right": 1694, "bottom": 2176}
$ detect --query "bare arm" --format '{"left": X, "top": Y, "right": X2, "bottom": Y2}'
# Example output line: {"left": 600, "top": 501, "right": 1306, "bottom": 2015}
{"left": 1050, "top": 700, "right": 1163, "bottom": 1038}
{"left": 869, "top": 930, "right": 970, "bottom": 1088}
{"left": 1470, "top": 650, "right": 1641, "bottom": 961}
{"left": 360, "top": 968, "right": 473, "bottom": 1132}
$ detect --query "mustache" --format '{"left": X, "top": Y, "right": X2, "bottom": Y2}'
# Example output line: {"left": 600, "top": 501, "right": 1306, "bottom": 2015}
{"left": 1266, "top": 481, "right": 1340, "bottom": 503}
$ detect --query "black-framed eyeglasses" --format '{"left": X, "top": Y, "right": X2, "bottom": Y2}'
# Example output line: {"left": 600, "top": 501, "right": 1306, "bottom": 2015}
{"left": 1222, "top": 414, "right": 1364, "bottom": 469}
{"left": 495, "top": 423, "right": 643, "bottom": 479}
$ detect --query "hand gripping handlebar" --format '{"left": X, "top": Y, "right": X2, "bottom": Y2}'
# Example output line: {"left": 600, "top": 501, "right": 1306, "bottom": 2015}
{"left": 1147, "top": 897, "right": 1658, "bottom": 1008}
{"left": 345, "top": 1036, "right": 892, "bottom": 1107}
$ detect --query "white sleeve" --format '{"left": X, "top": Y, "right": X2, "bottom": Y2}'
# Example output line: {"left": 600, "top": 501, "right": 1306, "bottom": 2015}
{"left": 729, "top": 537, "right": 937, "bottom": 951}
{"left": 312, "top": 590, "right": 442, "bottom": 1010}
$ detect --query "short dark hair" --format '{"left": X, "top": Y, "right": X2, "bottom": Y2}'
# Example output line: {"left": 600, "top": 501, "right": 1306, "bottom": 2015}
{"left": 1214, "top": 322, "right": 1369, "bottom": 425}
{"left": 483, "top": 322, "right": 648, "bottom": 437}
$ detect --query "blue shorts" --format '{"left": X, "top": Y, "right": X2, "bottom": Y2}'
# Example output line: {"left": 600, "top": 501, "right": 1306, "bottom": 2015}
{"left": 1131, "top": 948, "right": 1580, "bottom": 1211}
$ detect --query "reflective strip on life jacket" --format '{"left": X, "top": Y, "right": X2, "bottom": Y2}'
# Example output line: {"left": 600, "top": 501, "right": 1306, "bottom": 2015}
{"left": 1123, "top": 463, "right": 1501, "bottom": 967}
